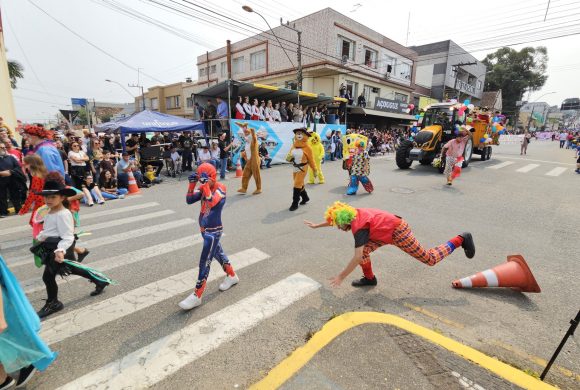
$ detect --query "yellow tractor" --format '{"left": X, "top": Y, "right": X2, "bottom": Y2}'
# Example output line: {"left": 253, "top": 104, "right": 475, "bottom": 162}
{"left": 396, "top": 102, "right": 494, "bottom": 173}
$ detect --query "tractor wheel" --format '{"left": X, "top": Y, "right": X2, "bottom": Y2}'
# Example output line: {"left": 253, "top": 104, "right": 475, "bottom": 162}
{"left": 396, "top": 140, "right": 413, "bottom": 169}
{"left": 419, "top": 157, "right": 434, "bottom": 166}
{"left": 487, "top": 146, "right": 492, "bottom": 161}
{"left": 462, "top": 138, "right": 473, "bottom": 168}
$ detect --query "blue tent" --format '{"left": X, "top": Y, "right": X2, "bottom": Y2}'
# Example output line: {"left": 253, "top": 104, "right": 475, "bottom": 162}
{"left": 96, "top": 110, "right": 205, "bottom": 134}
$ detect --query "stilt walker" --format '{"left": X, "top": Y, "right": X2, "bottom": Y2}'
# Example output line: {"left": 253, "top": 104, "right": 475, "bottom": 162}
{"left": 179, "top": 163, "right": 239, "bottom": 310}
{"left": 304, "top": 202, "right": 475, "bottom": 287}
{"left": 287, "top": 128, "right": 317, "bottom": 211}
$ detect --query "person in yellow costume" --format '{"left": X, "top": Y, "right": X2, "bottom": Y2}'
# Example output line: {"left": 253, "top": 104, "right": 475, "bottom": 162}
{"left": 307, "top": 130, "right": 325, "bottom": 184}
{"left": 236, "top": 122, "right": 262, "bottom": 195}
{"left": 287, "top": 128, "right": 317, "bottom": 211}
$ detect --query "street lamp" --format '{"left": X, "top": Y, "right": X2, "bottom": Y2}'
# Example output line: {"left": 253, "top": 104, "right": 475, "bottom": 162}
{"left": 526, "top": 91, "right": 557, "bottom": 131}
{"left": 242, "top": 5, "right": 302, "bottom": 90}
{"left": 105, "top": 79, "right": 135, "bottom": 99}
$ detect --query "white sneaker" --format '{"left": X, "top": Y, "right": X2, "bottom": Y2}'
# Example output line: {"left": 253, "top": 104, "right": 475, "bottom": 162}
{"left": 219, "top": 274, "right": 239, "bottom": 291}
{"left": 178, "top": 293, "right": 202, "bottom": 310}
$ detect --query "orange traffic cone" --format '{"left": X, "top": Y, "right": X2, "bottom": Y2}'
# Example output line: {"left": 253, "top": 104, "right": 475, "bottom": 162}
{"left": 235, "top": 160, "right": 243, "bottom": 178}
{"left": 452, "top": 254, "right": 541, "bottom": 293}
{"left": 127, "top": 170, "right": 141, "bottom": 195}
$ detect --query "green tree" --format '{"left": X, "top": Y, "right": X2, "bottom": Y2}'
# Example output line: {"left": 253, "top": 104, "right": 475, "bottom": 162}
{"left": 76, "top": 108, "right": 88, "bottom": 125}
{"left": 8, "top": 59, "right": 24, "bottom": 89}
{"left": 482, "top": 47, "right": 548, "bottom": 122}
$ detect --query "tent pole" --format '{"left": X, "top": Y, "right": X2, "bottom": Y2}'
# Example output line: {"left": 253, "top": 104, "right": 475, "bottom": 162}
{"left": 227, "top": 78, "right": 232, "bottom": 141}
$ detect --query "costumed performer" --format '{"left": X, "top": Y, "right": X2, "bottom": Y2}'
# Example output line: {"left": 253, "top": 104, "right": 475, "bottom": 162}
{"left": 0, "top": 254, "right": 56, "bottom": 389}
{"left": 304, "top": 202, "right": 475, "bottom": 287}
{"left": 21, "top": 125, "right": 65, "bottom": 178}
{"left": 30, "top": 180, "right": 113, "bottom": 318}
{"left": 236, "top": 122, "right": 262, "bottom": 195}
{"left": 342, "top": 133, "right": 373, "bottom": 195}
{"left": 441, "top": 126, "right": 470, "bottom": 186}
{"left": 307, "top": 130, "right": 325, "bottom": 184}
{"left": 179, "top": 163, "right": 238, "bottom": 310}
{"left": 286, "top": 128, "right": 317, "bottom": 212}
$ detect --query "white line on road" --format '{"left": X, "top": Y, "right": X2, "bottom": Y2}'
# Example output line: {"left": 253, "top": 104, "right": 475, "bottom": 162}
{"left": 493, "top": 154, "right": 576, "bottom": 166}
{"left": 41, "top": 248, "right": 270, "bottom": 346}
{"left": 516, "top": 163, "right": 540, "bottom": 173}
{"left": 486, "top": 161, "right": 515, "bottom": 170}
{"left": 6, "top": 219, "right": 194, "bottom": 269}
{"left": 0, "top": 202, "right": 160, "bottom": 236}
{"left": 57, "top": 273, "right": 320, "bottom": 390}
{"left": 22, "top": 232, "right": 200, "bottom": 294}
{"left": 544, "top": 167, "right": 567, "bottom": 177}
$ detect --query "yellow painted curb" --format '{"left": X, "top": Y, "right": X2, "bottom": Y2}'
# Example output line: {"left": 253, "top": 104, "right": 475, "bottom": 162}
{"left": 250, "top": 312, "right": 556, "bottom": 390}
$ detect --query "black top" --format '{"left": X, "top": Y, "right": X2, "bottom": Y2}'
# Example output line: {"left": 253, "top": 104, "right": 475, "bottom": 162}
{"left": 180, "top": 136, "right": 193, "bottom": 152}
{"left": 259, "top": 144, "right": 269, "bottom": 157}
{"left": 126, "top": 139, "right": 138, "bottom": 156}
{"left": 354, "top": 229, "right": 370, "bottom": 248}
{"left": 218, "top": 140, "right": 228, "bottom": 159}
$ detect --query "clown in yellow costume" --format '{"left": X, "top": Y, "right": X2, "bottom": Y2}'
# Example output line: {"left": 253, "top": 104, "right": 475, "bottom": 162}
{"left": 236, "top": 122, "right": 262, "bottom": 195}
{"left": 287, "top": 128, "right": 317, "bottom": 211}
{"left": 307, "top": 130, "right": 325, "bottom": 184}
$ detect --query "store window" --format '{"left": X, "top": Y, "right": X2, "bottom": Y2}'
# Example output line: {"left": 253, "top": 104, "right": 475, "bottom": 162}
{"left": 250, "top": 50, "right": 266, "bottom": 71}
{"left": 338, "top": 35, "right": 355, "bottom": 61}
{"left": 364, "top": 48, "right": 378, "bottom": 68}
{"left": 232, "top": 57, "right": 244, "bottom": 75}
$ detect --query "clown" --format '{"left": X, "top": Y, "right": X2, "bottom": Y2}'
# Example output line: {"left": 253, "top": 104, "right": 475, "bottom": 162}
{"left": 236, "top": 122, "right": 262, "bottom": 195}
{"left": 22, "top": 125, "right": 65, "bottom": 178}
{"left": 179, "top": 163, "right": 239, "bottom": 310}
{"left": 287, "top": 128, "right": 317, "bottom": 211}
{"left": 342, "top": 133, "right": 373, "bottom": 195}
{"left": 304, "top": 202, "right": 475, "bottom": 287}
{"left": 307, "top": 130, "right": 325, "bottom": 184}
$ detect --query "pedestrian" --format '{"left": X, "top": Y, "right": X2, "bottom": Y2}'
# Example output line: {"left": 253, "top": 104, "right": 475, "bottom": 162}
{"left": 234, "top": 96, "right": 245, "bottom": 120}
{"left": 179, "top": 132, "right": 194, "bottom": 171}
{"left": 559, "top": 131, "right": 567, "bottom": 148}
{"left": 242, "top": 96, "right": 252, "bottom": 120}
{"left": 304, "top": 202, "right": 475, "bottom": 287}
{"left": 0, "top": 143, "right": 25, "bottom": 218}
{"left": 179, "top": 163, "right": 238, "bottom": 310}
{"left": 0, "top": 254, "right": 56, "bottom": 389}
{"left": 279, "top": 101, "right": 288, "bottom": 122}
{"left": 19, "top": 155, "right": 46, "bottom": 224}
{"left": 218, "top": 132, "right": 233, "bottom": 180}
{"left": 521, "top": 130, "right": 531, "bottom": 155}
{"left": 30, "top": 180, "right": 113, "bottom": 318}
{"left": 216, "top": 97, "right": 229, "bottom": 131}
{"left": 67, "top": 141, "right": 91, "bottom": 202}
{"left": 441, "top": 126, "right": 470, "bottom": 186}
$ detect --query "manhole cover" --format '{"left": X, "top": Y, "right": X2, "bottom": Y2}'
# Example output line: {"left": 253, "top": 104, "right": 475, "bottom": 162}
{"left": 391, "top": 187, "right": 415, "bottom": 194}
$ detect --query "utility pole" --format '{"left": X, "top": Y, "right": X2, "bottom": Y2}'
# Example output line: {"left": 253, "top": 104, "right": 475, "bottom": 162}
{"left": 129, "top": 68, "right": 146, "bottom": 111}
{"left": 280, "top": 19, "right": 302, "bottom": 91}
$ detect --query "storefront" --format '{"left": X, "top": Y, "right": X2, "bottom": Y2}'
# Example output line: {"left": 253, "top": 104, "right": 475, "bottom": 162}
{"left": 347, "top": 97, "right": 416, "bottom": 130}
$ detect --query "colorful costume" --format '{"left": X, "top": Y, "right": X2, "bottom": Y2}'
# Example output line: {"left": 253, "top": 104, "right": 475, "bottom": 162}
{"left": 237, "top": 123, "right": 262, "bottom": 195}
{"left": 324, "top": 202, "right": 475, "bottom": 286}
{"left": 342, "top": 134, "right": 373, "bottom": 195}
{"left": 179, "top": 163, "right": 237, "bottom": 310}
{"left": 307, "top": 131, "right": 325, "bottom": 184}
{"left": 19, "top": 176, "right": 45, "bottom": 226}
{"left": 287, "top": 128, "right": 316, "bottom": 211}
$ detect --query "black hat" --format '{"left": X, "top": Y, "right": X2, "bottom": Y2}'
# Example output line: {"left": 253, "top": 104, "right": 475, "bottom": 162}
{"left": 34, "top": 180, "right": 76, "bottom": 197}
{"left": 293, "top": 128, "right": 311, "bottom": 137}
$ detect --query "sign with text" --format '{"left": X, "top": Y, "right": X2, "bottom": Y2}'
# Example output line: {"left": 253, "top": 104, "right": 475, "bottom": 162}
{"left": 373, "top": 97, "right": 409, "bottom": 113}
{"left": 455, "top": 80, "right": 475, "bottom": 94}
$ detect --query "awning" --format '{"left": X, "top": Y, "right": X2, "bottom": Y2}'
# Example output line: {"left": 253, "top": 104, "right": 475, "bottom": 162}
{"left": 350, "top": 107, "right": 416, "bottom": 121}
{"left": 194, "top": 80, "right": 347, "bottom": 107}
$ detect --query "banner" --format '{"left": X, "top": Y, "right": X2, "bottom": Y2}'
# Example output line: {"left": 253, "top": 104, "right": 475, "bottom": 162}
{"left": 373, "top": 97, "right": 409, "bottom": 113}
{"left": 229, "top": 120, "right": 346, "bottom": 165}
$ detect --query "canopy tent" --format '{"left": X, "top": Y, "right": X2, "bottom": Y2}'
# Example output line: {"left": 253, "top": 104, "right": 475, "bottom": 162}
{"left": 193, "top": 80, "right": 348, "bottom": 108}
{"left": 95, "top": 110, "right": 206, "bottom": 151}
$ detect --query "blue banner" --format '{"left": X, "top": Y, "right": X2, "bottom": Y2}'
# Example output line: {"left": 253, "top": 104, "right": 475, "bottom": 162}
{"left": 71, "top": 98, "right": 88, "bottom": 107}
{"left": 229, "top": 120, "right": 346, "bottom": 165}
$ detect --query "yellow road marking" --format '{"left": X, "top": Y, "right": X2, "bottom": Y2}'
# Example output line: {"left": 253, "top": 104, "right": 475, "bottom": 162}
{"left": 403, "top": 303, "right": 465, "bottom": 329}
{"left": 250, "top": 312, "right": 556, "bottom": 390}
{"left": 491, "top": 339, "right": 580, "bottom": 382}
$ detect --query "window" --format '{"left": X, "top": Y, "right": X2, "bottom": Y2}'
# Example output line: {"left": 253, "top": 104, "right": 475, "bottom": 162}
{"left": 346, "top": 80, "right": 358, "bottom": 98}
{"left": 394, "top": 93, "right": 408, "bottom": 103}
{"left": 477, "top": 80, "right": 482, "bottom": 90}
{"left": 232, "top": 57, "right": 244, "bottom": 75}
{"left": 151, "top": 98, "right": 159, "bottom": 110}
{"left": 210, "top": 65, "right": 216, "bottom": 74}
{"left": 338, "top": 35, "right": 355, "bottom": 61}
{"left": 165, "top": 96, "right": 180, "bottom": 109}
{"left": 382, "top": 54, "right": 395, "bottom": 73}
{"left": 364, "top": 48, "right": 378, "bottom": 68}
{"left": 175, "top": 95, "right": 180, "bottom": 108}
{"left": 398, "top": 63, "right": 411, "bottom": 80}
{"left": 220, "top": 62, "right": 227, "bottom": 77}
{"left": 199, "top": 67, "right": 207, "bottom": 78}
{"left": 250, "top": 50, "right": 266, "bottom": 71}
{"left": 186, "top": 97, "right": 193, "bottom": 108}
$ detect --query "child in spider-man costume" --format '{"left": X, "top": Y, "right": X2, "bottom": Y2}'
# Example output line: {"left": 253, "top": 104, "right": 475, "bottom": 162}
{"left": 178, "top": 163, "right": 238, "bottom": 310}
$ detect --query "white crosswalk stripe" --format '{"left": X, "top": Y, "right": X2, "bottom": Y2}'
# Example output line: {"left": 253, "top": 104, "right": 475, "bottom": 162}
{"left": 57, "top": 273, "right": 320, "bottom": 390}
{"left": 516, "top": 163, "right": 540, "bottom": 173}
{"left": 545, "top": 167, "right": 567, "bottom": 176}
{"left": 0, "top": 202, "right": 160, "bottom": 236}
{"left": 487, "top": 161, "right": 514, "bottom": 170}
{"left": 40, "top": 248, "right": 270, "bottom": 345}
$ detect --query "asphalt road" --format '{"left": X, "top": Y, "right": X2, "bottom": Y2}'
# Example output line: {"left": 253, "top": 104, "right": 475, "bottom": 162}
{"left": 0, "top": 139, "right": 578, "bottom": 389}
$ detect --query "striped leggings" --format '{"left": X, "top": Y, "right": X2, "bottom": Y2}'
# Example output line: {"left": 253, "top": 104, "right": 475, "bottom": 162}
{"left": 359, "top": 220, "right": 462, "bottom": 279}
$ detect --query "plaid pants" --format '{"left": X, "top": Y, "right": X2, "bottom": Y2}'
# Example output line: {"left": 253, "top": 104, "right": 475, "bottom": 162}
{"left": 359, "top": 220, "right": 460, "bottom": 278}
{"left": 444, "top": 156, "right": 457, "bottom": 177}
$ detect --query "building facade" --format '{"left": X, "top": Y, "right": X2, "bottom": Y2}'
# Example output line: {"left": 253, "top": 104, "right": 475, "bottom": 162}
{"left": 135, "top": 81, "right": 197, "bottom": 119}
{"left": 411, "top": 40, "right": 487, "bottom": 104}
{"left": 519, "top": 101, "right": 552, "bottom": 130}
{"left": 194, "top": 7, "right": 418, "bottom": 127}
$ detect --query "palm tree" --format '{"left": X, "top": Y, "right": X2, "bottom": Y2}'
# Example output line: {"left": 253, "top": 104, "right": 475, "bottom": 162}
{"left": 8, "top": 60, "right": 24, "bottom": 89}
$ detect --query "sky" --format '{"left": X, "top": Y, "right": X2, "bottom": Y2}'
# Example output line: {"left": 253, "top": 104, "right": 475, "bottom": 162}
{"left": 3, "top": 0, "right": 580, "bottom": 123}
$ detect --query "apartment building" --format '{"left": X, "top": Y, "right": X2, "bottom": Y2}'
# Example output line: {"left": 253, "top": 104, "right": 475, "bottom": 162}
{"left": 195, "top": 7, "right": 418, "bottom": 127}
{"left": 135, "top": 81, "right": 197, "bottom": 119}
{"left": 411, "top": 40, "right": 487, "bottom": 104}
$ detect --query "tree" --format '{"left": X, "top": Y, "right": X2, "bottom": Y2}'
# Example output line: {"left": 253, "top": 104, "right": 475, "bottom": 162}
{"left": 482, "top": 47, "right": 548, "bottom": 123}
{"left": 8, "top": 59, "right": 24, "bottom": 89}
{"left": 76, "top": 108, "right": 88, "bottom": 125}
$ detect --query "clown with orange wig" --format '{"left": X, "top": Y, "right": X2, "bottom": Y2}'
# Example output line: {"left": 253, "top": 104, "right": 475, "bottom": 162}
{"left": 304, "top": 202, "right": 475, "bottom": 287}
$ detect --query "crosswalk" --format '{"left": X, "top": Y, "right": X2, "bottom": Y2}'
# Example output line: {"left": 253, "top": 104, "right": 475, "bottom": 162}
{"left": 485, "top": 160, "right": 571, "bottom": 177}
{"left": 0, "top": 198, "right": 321, "bottom": 389}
